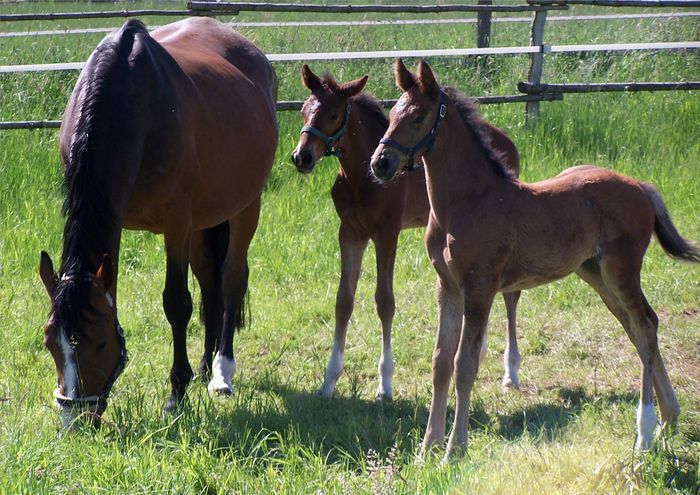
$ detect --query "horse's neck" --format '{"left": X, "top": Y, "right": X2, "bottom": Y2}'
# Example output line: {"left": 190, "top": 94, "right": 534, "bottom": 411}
{"left": 337, "top": 100, "right": 387, "bottom": 187}
{"left": 424, "top": 107, "right": 504, "bottom": 224}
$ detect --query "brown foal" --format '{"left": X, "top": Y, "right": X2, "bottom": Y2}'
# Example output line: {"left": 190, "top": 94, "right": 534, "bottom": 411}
{"left": 291, "top": 65, "right": 521, "bottom": 400}
{"left": 370, "top": 59, "right": 699, "bottom": 459}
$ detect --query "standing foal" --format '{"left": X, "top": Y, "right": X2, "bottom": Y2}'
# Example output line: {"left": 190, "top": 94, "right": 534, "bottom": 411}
{"left": 371, "top": 58, "right": 699, "bottom": 459}
{"left": 291, "top": 66, "right": 522, "bottom": 400}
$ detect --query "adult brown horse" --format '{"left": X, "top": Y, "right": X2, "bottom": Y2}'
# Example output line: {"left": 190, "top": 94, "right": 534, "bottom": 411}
{"left": 370, "top": 59, "right": 699, "bottom": 459}
{"left": 38, "top": 17, "right": 278, "bottom": 426}
{"left": 291, "top": 65, "right": 522, "bottom": 400}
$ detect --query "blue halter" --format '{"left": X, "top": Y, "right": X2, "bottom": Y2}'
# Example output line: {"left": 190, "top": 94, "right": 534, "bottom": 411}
{"left": 300, "top": 103, "right": 352, "bottom": 158}
{"left": 379, "top": 90, "right": 447, "bottom": 171}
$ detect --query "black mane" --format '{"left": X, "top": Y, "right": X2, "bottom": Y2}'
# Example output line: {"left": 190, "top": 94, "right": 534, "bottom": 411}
{"left": 443, "top": 87, "right": 513, "bottom": 179}
{"left": 60, "top": 20, "right": 147, "bottom": 275}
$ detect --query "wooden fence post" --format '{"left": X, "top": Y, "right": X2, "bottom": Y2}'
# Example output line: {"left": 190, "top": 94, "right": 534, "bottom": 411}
{"left": 525, "top": 10, "right": 548, "bottom": 124}
{"left": 477, "top": 0, "right": 493, "bottom": 48}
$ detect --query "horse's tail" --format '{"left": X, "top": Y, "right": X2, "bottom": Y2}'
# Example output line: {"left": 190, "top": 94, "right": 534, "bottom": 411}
{"left": 641, "top": 183, "right": 700, "bottom": 263}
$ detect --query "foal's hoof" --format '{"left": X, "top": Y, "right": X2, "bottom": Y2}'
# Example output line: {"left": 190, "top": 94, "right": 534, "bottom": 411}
{"left": 316, "top": 384, "right": 335, "bottom": 399}
{"left": 501, "top": 376, "right": 520, "bottom": 392}
{"left": 164, "top": 395, "right": 186, "bottom": 414}
{"left": 375, "top": 391, "right": 393, "bottom": 401}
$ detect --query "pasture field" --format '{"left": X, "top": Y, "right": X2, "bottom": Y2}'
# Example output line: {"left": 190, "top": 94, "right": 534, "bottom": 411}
{"left": 1, "top": 2, "right": 699, "bottom": 493}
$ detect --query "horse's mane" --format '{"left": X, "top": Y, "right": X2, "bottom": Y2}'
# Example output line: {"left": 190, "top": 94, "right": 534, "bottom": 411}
{"left": 319, "top": 72, "right": 388, "bottom": 128}
{"left": 55, "top": 20, "right": 148, "bottom": 336}
{"left": 349, "top": 92, "right": 389, "bottom": 128}
{"left": 443, "top": 86, "right": 513, "bottom": 179}
{"left": 60, "top": 20, "right": 147, "bottom": 276}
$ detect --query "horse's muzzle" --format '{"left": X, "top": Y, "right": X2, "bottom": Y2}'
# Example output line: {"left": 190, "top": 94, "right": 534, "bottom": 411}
{"left": 291, "top": 148, "right": 316, "bottom": 174}
{"left": 370, "top": 152, "right": 400, "bottom": 183}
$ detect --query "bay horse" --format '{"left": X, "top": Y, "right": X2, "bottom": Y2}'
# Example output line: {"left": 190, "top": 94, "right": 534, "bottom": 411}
{"left": 38, "top": 17, "right": 278, "bottom": 426}
{"left": 291, "top": 65, "right": 522, "bottom": 400}
{"left": 370, "top": 59, "right": 699, "bottom": 459}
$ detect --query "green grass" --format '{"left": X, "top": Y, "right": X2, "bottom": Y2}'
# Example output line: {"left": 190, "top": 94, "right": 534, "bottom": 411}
{"left": 1, "top": 3, "right": 699, "bottom": 493}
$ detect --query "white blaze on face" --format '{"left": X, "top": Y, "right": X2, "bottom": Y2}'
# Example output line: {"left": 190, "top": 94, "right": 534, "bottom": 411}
{"left": 58, "top": 331, "right": 78, "bottom": 399}
{"left": 306, "top": 97, "right": 321, "bottom": 120}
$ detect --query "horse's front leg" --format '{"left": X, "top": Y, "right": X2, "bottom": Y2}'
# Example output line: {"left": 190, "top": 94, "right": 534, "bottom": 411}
{"left": 445, "top": 288, "right": 495, "bottom": 459}
{"left": 319, "top": 223, "right": 368, "bottom": 398}
{"left": 373, "top": 229, "right": 399, "bottom": 401}
{"left": 162, "top": 211, "right": 194, "bottom": 413}
{"left": 421, "top": 277, "right": 463, "bottom": 458}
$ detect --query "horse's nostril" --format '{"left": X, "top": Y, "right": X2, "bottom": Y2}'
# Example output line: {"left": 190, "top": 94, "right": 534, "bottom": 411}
{"left": 291, "top": 151, "right": 299, "bottom": 165}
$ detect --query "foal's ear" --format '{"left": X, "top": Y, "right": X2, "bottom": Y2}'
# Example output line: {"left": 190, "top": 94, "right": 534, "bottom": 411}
{"left": 340, "top": 75, "right": 368, "bottom": 98}
{"left": 417, "top": 59, "right": 439, "bottom": 99}
{"left": 39, "top": 251, "right": 58, "bottom": 296}
{"left": 301, "top": 64, "right": 323, "bottom": 91}
{"left": 95, "top": 254, "right": 114, "bottom": 293}
{"left": 394, "top": 58, "right": 416, "bottom": 92}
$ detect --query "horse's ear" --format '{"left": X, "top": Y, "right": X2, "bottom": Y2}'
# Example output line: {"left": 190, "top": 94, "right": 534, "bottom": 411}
{"left": 417, "top": 59, "right": 439, "bottom": 99}
{"left": 301, "top": 64, "right": 322, "bottom": 91}
{"left": 95, "top": 254, "right": 114, "bottom": 292}
{"left": 394, "top": 58, "right": 416, "bottom": 92}
{"left": 340, "top": 75, "right": 368, "bottom": 98}
{"left": 39, "top": 251, "right": 58, "bottom": 296}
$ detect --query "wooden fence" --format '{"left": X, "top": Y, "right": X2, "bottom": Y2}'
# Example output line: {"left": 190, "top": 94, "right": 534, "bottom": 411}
{"left": 1, "top": 1, "right": 699, "bottom": 129}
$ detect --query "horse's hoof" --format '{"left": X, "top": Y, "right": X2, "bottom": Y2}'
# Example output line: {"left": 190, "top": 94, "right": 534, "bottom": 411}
{"left": 164, "top": 395, "right": 184, "bottom": 414}
{"left": 207, "top": 380, "right": 233, "bottom": 397}
{"left": 501, "top": 377, "right": 520, "bottom": 392}
{"left": 316, "top": 385, "right": 334, "bottom": 398}
{"left": 375, "top": 391, "right": 393, "bottom": 401}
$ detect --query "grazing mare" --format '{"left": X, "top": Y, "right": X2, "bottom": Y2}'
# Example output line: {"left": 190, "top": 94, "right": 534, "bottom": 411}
{"left": 370, "top": 59, "right": 699, "bottom": 459}
{"left": 38, "top": 17, "right": 278, "bottom": 425}
{"left": 291, "top": 65, "right": 522, "bottom": 400}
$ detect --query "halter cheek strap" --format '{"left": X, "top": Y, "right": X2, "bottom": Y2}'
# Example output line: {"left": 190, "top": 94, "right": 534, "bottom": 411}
{"left": 300, "top": 103, "right": 352, "bottom": 158}
{"left": 53, "top": 272, "right": 128, "bottom": 411}
{"left": 379, "top": 90, "right": 447, "bottom": 172}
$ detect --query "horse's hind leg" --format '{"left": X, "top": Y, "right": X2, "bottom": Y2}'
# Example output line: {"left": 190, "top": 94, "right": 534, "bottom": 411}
{"left": 373, "top": 229, "right": 400, "bottom": 400}
{"left": 190, "top": 222, "right": 228, "bottom": 380}
{"left": 577, "top": 255, "right": 677, "bottom": 450}
{"left": 319, "top": 224, "right": 368, "bottom": 398}
{"left": 501, "top": 291, "right": 522, "bottom": 391}
{"left": 208, "top": 200, "right": 260, "bottom": 396}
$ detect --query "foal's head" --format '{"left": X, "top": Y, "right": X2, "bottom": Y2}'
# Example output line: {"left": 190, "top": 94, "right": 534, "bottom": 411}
{"left": 371, "top": 59, "right": 444, "bottom": 182}
{"left": 39, "top": 252, "right": 126, "bottom": 427}
{"left": 291, "top": 65, "right": 368, "bottom": 173}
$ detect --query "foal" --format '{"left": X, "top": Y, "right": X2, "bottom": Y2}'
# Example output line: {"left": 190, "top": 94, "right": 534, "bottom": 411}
{"left": 371, "top": 59, "right": 699, "bottom": 458}
{"left": 291, "top": 66, "right": 522, "bottom": 400}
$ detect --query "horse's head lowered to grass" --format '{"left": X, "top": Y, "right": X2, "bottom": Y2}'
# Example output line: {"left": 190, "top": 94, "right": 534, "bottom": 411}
{"left": 39, "top": 252, "right": 127, "bottom": 427}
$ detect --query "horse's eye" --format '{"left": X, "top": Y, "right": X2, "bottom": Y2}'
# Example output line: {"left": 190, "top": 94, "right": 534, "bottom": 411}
{"left": 330, "top": 114, "right": 339, "bottom": 121}
{"left": 414, "top": 115, "right": 425, "bottom": 124}
{"left": 96, "top": 341, "right": 106, "bottom": 352}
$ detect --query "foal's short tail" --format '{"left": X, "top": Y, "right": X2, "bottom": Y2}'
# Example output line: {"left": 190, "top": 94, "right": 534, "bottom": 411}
{"left": 642, "top": 183, "right": 700, "bottom": 263}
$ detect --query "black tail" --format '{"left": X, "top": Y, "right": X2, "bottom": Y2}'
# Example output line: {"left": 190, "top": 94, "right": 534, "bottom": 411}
{"left": 642, "top": 183, "right": 700, "bottom": 263}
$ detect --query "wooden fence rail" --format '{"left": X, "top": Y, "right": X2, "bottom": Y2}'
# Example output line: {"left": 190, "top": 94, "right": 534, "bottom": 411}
{"left": 0, "top": 94, "right": 564, "bottom": 130}
{"left": 518, "top": 81, "right": 700, "bottom": 93}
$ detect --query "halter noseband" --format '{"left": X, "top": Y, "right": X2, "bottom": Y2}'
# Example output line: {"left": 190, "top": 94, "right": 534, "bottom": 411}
{"left": 53, "top": 272, "right": 128, "bottom": 412}
{"left": 300, "top": 103, "right": 352, "bottom": 158}
{"left": 379, "top": 90, "right": 447, "bottom": 172}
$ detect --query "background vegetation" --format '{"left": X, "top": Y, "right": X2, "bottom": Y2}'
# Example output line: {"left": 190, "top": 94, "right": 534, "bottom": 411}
{"left": 1, "top": 2, "right": 698, "bottom": 493}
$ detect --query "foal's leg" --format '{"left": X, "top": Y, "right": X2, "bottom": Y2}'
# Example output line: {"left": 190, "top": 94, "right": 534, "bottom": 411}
{"left": 421, "top": 279, "right": 463, "bottom": 458}
{"left": 162, "top": 213, "right": 194, "bottom": 412}
{"left": 584, "top": 255, "right": 676, "bottom": 450}
{"left": 190, "top": 223, "right": 227, "bottom": 379}
{"left": 446, "top": 290, "right": 495, "bottom": 459}
{"left": 319, "top": 224, "right": 368, "bottom": 397}
{"left": 208, "top": 200, "right": 260, "bottom": 396}
{"left": 373, "top": 229, "right": 400, "bottom": 400}
{"left": 501, "top": 291, "right": 522, "bottom": 391}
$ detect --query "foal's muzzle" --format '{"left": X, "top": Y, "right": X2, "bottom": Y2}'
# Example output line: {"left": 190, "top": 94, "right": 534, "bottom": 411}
{"left": 291, "top": 147, "right": 316, "bottom": 174}
{"left": 370, "top": 149, "right": 401, "bottom": 182}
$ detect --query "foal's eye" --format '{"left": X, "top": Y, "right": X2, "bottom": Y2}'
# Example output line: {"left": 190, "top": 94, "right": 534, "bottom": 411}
{"left": 330, "top": 113, "right": 339, "bottom": 121}
{"left": 413, "top": 115, "right": 425, "bottom": 124}
{"left": 96, "top": 341, "right": 107, "bottom": 352}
